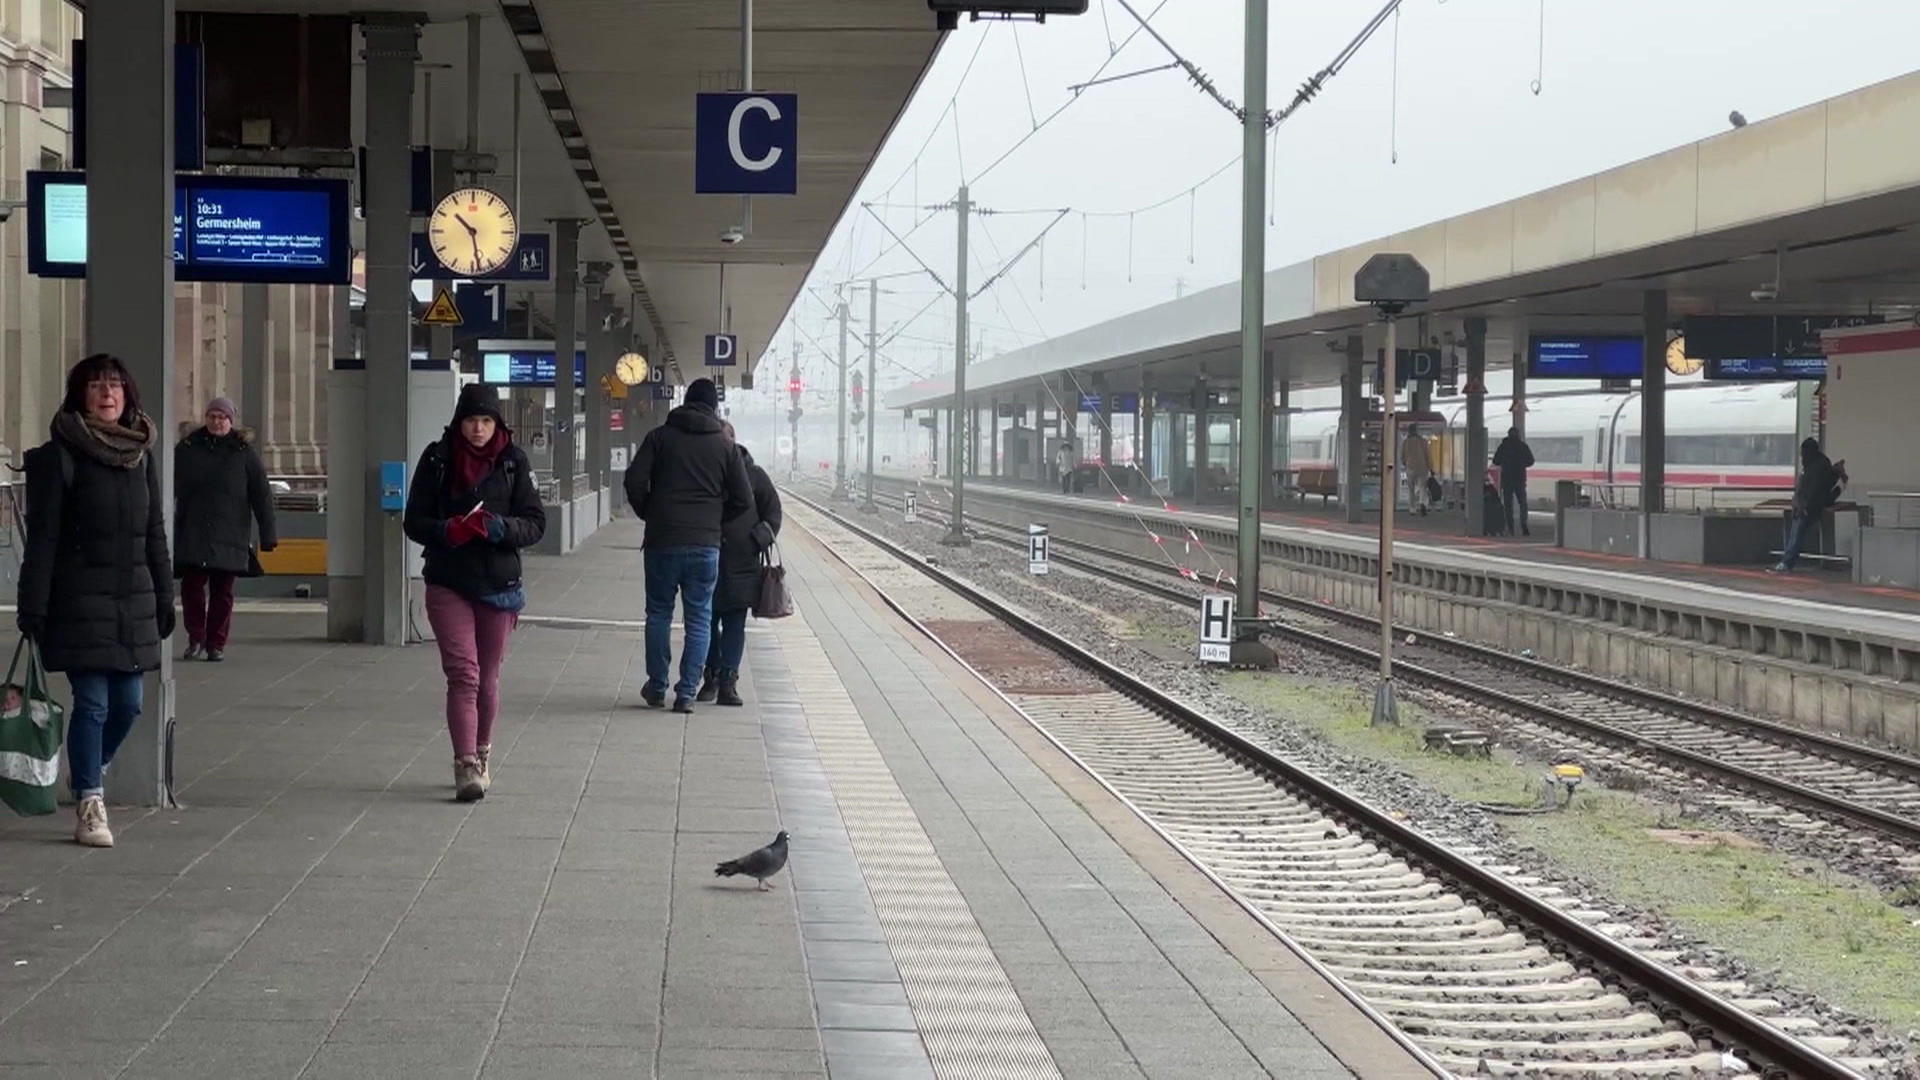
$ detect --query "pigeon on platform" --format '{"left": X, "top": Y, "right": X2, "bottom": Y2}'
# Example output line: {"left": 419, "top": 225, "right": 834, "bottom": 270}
{"left": 715, "top": 831, "right": 790, "bottom": 891}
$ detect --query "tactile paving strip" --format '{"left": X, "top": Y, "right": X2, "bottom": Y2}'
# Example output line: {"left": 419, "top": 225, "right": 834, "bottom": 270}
{"left": 776, "top": 610, "right": 1063, "bottom": 1080}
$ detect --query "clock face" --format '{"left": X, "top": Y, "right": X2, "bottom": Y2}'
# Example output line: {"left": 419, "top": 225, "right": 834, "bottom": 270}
{"left": 428, "top": 187, "right": 518, "bottom": 277}
{"left": 1665, "top": 335, "right": 1702, "bottom": 376}
{"left": 616, "top": 352, "right": 649, "bottom": 386}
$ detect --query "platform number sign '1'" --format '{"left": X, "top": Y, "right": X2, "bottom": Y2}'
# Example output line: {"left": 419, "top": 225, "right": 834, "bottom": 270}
{"left": 1198, "top": 594, "right": 1234, "bottom": 664}
{"left": 1028, "top": 524, "right": 1050, "bottom": 576}
{"left": 904, "top": 490, "right": 918, "bottom": 523}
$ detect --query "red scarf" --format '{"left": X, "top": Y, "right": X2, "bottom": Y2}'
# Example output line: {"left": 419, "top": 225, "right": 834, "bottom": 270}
{"left": 453, "top": 428, "right": 507, "bottom": 493}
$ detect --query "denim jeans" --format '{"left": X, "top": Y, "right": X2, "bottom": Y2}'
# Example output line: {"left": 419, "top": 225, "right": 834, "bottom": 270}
{"left": 709, "top": 606, "right": 749, "bottom": 673}
{"left": 644, "top": 546, "right": 720, "bottom": 701}
{"left": 1780, "top": 511, "right": 1812, "bottom": 569}
{"left": 67, "top": 671, "right": 143, "bottom": 799}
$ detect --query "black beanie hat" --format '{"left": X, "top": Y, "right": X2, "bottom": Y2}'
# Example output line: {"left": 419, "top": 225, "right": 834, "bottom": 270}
{"left": 454, "top": 382, "right": 505, "bottom": 424}
{"left": 685, "top": 377, "right": 718, "bottom": 408}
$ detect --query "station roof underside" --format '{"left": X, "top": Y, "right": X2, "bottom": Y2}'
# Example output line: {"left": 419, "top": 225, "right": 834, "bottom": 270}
{"left": 890, "top": 68, "right": 1920, "bottom": 411}
{"left": 170, "top": 0, "right": 941, "bottom": 382}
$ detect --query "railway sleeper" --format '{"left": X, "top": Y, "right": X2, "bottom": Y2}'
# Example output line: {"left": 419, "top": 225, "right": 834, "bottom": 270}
{"left": 1386, "top": 1012, "right": 1673, "bottom": 1041}
{"left": 1328, "top": 959, "right": 1580, "bottom": 985}
{"left": 1366, "top": 992, "right": 1636, "bottom": 1019}
{"left": 1261, "top": 905, "right": 1488, "bottom": 930}
{"left": 1417, "top": 1028, "right": 1699, "bottom": 1059}
{"left": 1345, "top": 976, "right": 1605, "bottom": 1002}
{"left": 1438, "top": 1049, "right": 1732, "bottom": 1076}
{"left": 1282, "top": 918, "right": 1516, "bottom": 946}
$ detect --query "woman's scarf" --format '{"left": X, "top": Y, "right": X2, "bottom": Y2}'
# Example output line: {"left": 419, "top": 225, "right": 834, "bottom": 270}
{"left": 52, "top": 409, "right": 155, "bottom": 469}
{"left": 453, "top": 427, "right": 508, "bottom": 494}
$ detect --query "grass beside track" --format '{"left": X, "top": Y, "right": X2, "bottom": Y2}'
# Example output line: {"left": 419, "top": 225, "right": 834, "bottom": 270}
{"left": 1222, "top": 671, "right": 1920, "bottom": 1033}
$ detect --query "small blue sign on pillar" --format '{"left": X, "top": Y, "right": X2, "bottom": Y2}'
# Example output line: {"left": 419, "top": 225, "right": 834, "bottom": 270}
{"left": 694, "top": 93, "right": 798, "bottom": 196}
{"left": 704, "top": 333, "right": 739, "bottom": 367}
{"left": 379, "top": 461, "right": 408, "bottom": 511}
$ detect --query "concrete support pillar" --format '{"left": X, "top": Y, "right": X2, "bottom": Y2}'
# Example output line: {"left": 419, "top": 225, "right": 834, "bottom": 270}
{"left": 551, "top": 220, "right": 583, "bottom": 516}
{"left": 1464, "top": 317, "right": 1488, "bottom": 536}
{"left": 1138, "top": 369, "right": 1154, "bottom": 485}
{"left": 584, "top": 270, "right": 613, "bottom": 498}
{"left": 989, "top": 397, "right": 1001, "bottom": 478}
{"left": 1271, "top": 351, "right": 1289, "bottom": 508}
{"left": 1035, "top": 382, "right": 1047, "bottom": 482}
{"left": 359, "top": 17, "right": 419, "bottom": 645}
{"left": 240, "top": 284, "right": 268, "bottom": 442}
{"left": 1095, "top": 371, "right": 1113, "bottom": 473}
{"left": 1191, "top": 376, "right": 1208, "bottom": 502}
{"left": 85, "top": 0, "right": 176, "bottom": 806}
{"left": 1342, "top": 334, "right": 1365, "bottom": 523}
{"left": 1509, "top": 317, "right": 1529, "bottom": 440}
{"left": 1640, "top": 289, "right": 1667, "bottom": 551}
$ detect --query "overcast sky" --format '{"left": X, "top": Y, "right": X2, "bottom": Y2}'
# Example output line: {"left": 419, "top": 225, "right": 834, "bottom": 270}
{"left": 769, "top": 0, "right": 1920, "bottom": 393}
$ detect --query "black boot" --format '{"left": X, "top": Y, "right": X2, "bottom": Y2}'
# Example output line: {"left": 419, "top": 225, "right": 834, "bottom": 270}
{"left": 717, "top": 670, "right": 744, "bottom": 707}
{"left": 696, "top": 667, "right": 719, "bottom": 703}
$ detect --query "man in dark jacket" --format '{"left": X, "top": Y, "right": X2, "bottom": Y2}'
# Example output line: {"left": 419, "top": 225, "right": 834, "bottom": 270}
{"left": 1773, "top": 438, "right": 1845, "bottom": 572}
{"left": 174, "top": 397, "right": 277, "bottom": 661}
{"left": 623, "top": 378, "right": 752, "bottom": 711}
{"left": 1492, "top": 428, "right": 1535, "bottom": 536}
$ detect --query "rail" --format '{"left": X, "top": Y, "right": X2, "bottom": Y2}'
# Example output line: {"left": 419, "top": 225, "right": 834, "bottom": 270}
{"left": 793, "top": 489, "right": 1865, "bottom": 1080}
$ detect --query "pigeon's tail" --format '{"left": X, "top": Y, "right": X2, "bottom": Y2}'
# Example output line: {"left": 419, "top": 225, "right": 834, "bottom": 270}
{"left": 714, "top": 859, "right": 745, "bottom": 878}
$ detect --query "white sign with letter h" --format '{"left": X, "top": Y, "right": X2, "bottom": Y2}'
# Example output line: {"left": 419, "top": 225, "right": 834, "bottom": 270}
{"left": 1198, "top": 594, "right": 1234, "bottom": 663}
{"left": 904, "top": 490, "right": 918, "bottom": 523}
{"left": 1028, "top": 524, "right": 1050, "bottom": 575}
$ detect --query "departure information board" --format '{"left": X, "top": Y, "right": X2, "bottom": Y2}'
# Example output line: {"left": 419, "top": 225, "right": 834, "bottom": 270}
{"left": 481, "top": 350, "right": 587, "bottom": 387}
{"left": 27, "top": 170, "right": 350, "bottom": 285}
{"left": 1526, "top": 335, "right": 1643, "bottom": 379}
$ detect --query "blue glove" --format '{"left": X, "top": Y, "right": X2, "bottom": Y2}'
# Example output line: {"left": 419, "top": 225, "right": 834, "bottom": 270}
{"left": 483, "top": 513, "right": 507, "bottom": 543}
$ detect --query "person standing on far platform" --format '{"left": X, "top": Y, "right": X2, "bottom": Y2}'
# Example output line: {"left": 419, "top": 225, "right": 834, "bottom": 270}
{"left": 15, "top": 354, "right": 175, "bottom": 847}
{"left": 1772, "top": 437, "right": 1847, "bottom": 573}
{"left": 624, "top": 377, "right": 752, "bottom": 713}
{"left": 1492, "top": 427, "right": 1535, "bottom": 536}
{"left": 403, "top": 384, "right": 546, "bottom": 802}
{"left": 1400, "top": 426, "right": 1432, "bottom": 516}
{"left": 698, "top": 423, "right": 782, "bottom": 708}
{"left": 173, "top": 397, "right": 277, "bottom": 662}
{"left": 1055, "top": 441, "right": 1073, "bottom": 494}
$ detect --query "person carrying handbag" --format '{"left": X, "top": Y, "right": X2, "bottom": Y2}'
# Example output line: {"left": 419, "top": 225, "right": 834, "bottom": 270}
{"left": 15, "top": 354, "right": 175, "bottom": 847}
{"left": 173, "top": 397, "right": 277, "bottom": 662}
{"left": 698, "top": 427, "right": 783, "bottom": 707}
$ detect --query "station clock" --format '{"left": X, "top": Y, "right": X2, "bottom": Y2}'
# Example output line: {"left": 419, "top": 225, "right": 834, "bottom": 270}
{"left": 616, "top": 351, "right": 650, "bottom": 386}
{"left": 428, "top": 187, "right": 519, "bottom": 277}
{"left": 1665, "top": 335, "right": 1703, "bottom": 376}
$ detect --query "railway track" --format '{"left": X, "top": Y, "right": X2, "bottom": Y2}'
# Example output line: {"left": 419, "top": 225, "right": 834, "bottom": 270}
{"left": 790, "top": 492, "right": 1881, "bottom": 1079}
{"left": 857, "top": 480, "right": 1920, "bottom": 852}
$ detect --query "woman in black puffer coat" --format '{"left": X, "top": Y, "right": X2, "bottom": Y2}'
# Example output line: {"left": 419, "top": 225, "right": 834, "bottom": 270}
{"left": 15, "top": 353, "right": 175, "bottom": 849}
{"left": 697, "top": 430, "right": 781, "bottom": 707}
{"left": 174, "top": 396, "right": 277, "bottom": 662}
{"left": 403, "top": 383, "right": 545, "bottom": 803}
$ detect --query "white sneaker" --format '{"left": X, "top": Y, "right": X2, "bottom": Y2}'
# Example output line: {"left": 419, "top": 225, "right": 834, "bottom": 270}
{"left": 476, "top": 745, "right": 492, "bottom": 794}
{"left": 454, "top": 759, "right": 485, "bottom": 803}
{"left": 74, "top": 796, "right": 113, "bottom": 847}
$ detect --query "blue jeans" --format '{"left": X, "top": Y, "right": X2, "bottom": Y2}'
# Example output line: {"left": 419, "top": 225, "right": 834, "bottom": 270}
{"left": 67, "top": 671, "right": 143, "bottom": 799}
{"left": 709, "top": 607, "right": 749, "bottom": 673}
{"left": 1780, "top": 512, "right": 1812, "bottom": 569}
{"left": 1502, "top": 484, "right": 1529, "bottom": 534}
{"left": 644, "top": 546, "right": 720, "bottom": 701}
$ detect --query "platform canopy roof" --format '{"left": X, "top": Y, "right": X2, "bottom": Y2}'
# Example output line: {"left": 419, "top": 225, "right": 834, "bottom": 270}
{"left": 153, "top": 0, "right": 942, "bottom": 383}
{"left": 890, "top": 67, "right": 1920, "bottom": 411}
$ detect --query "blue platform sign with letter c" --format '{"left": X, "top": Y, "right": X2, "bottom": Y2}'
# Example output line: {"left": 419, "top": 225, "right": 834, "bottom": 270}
{"left": 694, "top": 92, "right": 798, "bottom": 195}
{"left": 704, "top": 333, "right": 739, "bottom": 367}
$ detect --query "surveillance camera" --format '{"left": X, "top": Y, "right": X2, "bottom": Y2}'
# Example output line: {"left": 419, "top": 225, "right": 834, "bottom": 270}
{"left": 720, "top": 226, "right": 744, "bottom": 246}
{"left": 0, "top": 206, "right": 12, "bottom": 223}
{"left": 1751, "top": 284, "right": 1779, "bottom": 302}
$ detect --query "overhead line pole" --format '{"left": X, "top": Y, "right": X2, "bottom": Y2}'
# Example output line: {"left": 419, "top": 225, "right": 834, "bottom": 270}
{"left": 835, "top": 296, "right": 850, "bottom": 499}
{"left": 942, "top": 184, "right": 972, "bottom": 547}
{"left": 1234, "top": 0, "right": 1272, "bottom": 665}
{"left": 865, "top": 281, "right": 879, "bottom": 512}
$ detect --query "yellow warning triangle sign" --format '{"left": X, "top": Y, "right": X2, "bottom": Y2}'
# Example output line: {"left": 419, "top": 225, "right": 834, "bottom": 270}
{"left": 421, "top": 288, "right": 462, "bottom": 327}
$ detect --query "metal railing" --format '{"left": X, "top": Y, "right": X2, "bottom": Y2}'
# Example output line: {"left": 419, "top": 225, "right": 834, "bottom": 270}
{"left": 1576, "top": 481, "right": 1794, "bottom": 513}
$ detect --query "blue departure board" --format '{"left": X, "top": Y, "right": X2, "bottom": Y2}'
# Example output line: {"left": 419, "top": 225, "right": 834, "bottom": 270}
{"left": 481, "top": 350, "right": 587, "bottom": 387}
{"left": 27, "top": 170, "right": 350, "bottom": 285}
{"left": 1527, "top": 335, "right": 1643, "bottom": 379}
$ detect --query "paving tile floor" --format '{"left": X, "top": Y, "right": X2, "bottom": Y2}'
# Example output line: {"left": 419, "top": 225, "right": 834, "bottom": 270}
{"left": 0, "top": 515, "right": 1423, "bottom": 1079}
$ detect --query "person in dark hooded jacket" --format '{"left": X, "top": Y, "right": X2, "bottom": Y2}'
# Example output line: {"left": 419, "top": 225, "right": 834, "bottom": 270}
{"left": 623, "top": 378, "right": 752, "bottom": 712}
{"left": 403, "top": 383, "right": 545, "bottom": 802}
{"left": 173, "top": 396, "right": 277, "bottom": 662}
{"left": 1772, "top": 438, "right": 1846, "bottom": 573}
{"left": 697, "top": 427, "right": 782, "bottom": 706}
{"left": 16, "top": 353, "right": 174, "bottom": 848}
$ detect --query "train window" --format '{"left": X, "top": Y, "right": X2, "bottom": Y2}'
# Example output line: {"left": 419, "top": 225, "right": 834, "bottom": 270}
{"left": 1617, "top": 434, "right": 1794, "bottom": 466}
{"left": 1529, "top": 436, "right": 1585, "bottom": 463}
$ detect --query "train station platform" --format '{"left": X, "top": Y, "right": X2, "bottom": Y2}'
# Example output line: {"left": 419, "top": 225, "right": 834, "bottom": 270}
{"left": 0, "top": 519, "right": 1427, "bottom": 1079}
